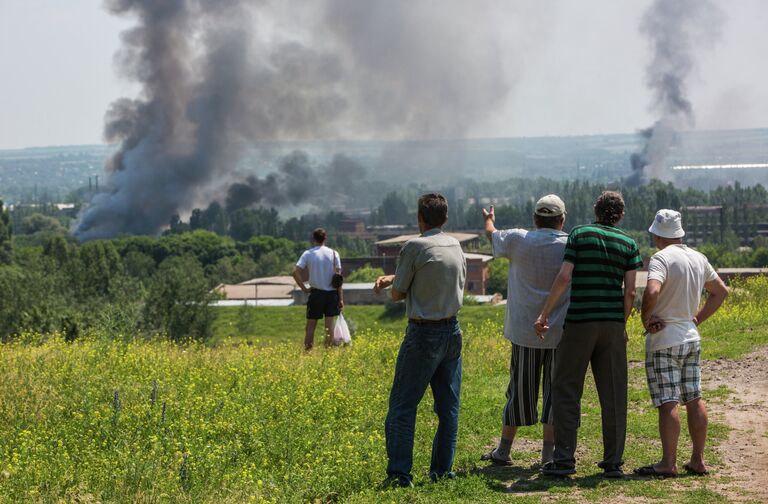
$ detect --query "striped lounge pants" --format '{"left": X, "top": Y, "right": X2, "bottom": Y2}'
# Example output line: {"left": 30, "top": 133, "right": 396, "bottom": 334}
{"left": 503, "top": 343, "right": 555, "bottom": 426}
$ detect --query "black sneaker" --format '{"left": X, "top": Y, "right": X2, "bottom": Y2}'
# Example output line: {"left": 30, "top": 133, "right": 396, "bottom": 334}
{"left": 601, "top": 466, "right": 624, "bottom": 479}
{"left": 381, "top": 475, "right": 414, "bottom": 488}
{"left": 429, "top": 471, "right": 457, "bottom": 482}
{"left": 541, "top": 461, "right": 576, "bottom": 476}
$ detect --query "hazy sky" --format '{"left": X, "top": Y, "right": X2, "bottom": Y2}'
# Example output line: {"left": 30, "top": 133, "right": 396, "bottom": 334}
{"left": 0, "top": 0, "right": 766, "bottom": 150}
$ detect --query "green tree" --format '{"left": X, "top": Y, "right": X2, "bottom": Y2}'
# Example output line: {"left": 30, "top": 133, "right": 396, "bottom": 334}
{"left": 752, "top": 247, "right": 768, "bottom": 267}
{"left": 238, "top": 236, "right": 301, "bottom": 262}
{"left": 228, "top": 208, "right": 281, "bottom": 241}
{"left": 42, "top": 235, "right": 75, "bottom": 266}
{"left": 346, "top": 264, "right": 385, "bottom": 283}
{"left": 189, "top": 208, "right": 208, "bottom": 231}
{"left": 160, "top": 230, "right": 237, "bottom": 267}
{"left": 206, "top": 202, "right": 229, "bottom": 235}
{"left": 123, "top": 250, "right": 156, "bottom": 280}
{"left": 206, "top": 255, "right": 260, "bottom": 286}
{"left": 79, "top": 240, "right": 124, "bottom": 298}
{"left": 20, "top": 213, "right": 65, "bottom": 235}
{"left": 0, "top": 262, "right": 69, "bottom": 340}
{"left": 143, "top": 256, "right": 216, "bottom": 342}
{"left": 375, "top": 192, "right": 410, "bottom": 225}
{"left": 167, "top": 214, "right": 190, "bottom": 234}
{"left": 0, "top": 201, "right": 12, "bottom": 264}
{"left": 255, "top": 251, "right": 290, "bottom": 277}
{"left": 486, "top": 257, "right": 509, "bottom": 297}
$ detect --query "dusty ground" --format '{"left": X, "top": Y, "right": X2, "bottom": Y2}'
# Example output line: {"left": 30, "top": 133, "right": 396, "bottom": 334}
{"left": 701, "top": 345, "right": 768, "bottom": 502}
{"left": 484, "top": 347, "right": 768, "bottom": 503}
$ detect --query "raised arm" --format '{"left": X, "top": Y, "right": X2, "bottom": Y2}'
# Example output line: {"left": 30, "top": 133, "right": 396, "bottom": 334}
{"left": 482, "top": 205, "right": 496, "bottom": 241}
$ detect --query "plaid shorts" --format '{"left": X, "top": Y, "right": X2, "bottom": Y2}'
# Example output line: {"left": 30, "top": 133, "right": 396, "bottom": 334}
{"left": 645, "top": 341, "right": 702, "bottom": 407}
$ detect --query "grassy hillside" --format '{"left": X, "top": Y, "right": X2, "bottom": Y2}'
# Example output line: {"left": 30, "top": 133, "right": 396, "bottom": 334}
{"left": 210, "top": 304, "right": 506, "bottom": 346}
{"left": 0, "top": 277, "right": 765, "bottom": 502}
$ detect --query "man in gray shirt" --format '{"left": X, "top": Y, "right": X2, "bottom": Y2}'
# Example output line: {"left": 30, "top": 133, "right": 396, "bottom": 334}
{"left": 480, "top": 195, "right": 569, "bottom": 467}
{"left": 374, "top": 193, "right": 467, "bottom": 488}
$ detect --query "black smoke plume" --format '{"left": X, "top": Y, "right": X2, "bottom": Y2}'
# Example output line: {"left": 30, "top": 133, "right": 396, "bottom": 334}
{"left": 628, "top": 0, "right": 723, "bottom": 185}
{"left": 75, "top": 0, "right": 517, "bottom": 239}
{"left": 225, "top": 151, "right": 318, "bottom": 212}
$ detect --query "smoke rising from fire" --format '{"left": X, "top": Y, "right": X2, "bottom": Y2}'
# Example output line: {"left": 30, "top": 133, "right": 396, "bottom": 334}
{"left": 628, "top": 0, "right": 723, "bottom": 185}
{"left": 75, "top": 0, "right": 518, "bottom": 239}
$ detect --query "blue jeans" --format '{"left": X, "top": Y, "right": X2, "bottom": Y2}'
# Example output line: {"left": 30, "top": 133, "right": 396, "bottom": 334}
{"left": 385, "top": 319, "right": 462, "bottom": 482}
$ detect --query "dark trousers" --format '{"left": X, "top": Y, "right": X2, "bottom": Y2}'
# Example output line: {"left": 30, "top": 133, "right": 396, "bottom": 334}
{"left": 552, "top": 321, "right": 627, "bottom": 469}
{"left": 385, "top": 320, "right": 462, "bottom": 482}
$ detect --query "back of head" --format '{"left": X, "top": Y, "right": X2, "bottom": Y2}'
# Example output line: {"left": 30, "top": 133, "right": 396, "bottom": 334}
{"left": 594, "top": 191, "right": 624, "bottom": 226}
{"left": 534, "top": 194, "right": 566, "bottom": 229}
{"left": 312, "top": 227, "right": 327, "bottom": 245}
{"left": 418, "top": 193, "right": 448, "bottom": 228}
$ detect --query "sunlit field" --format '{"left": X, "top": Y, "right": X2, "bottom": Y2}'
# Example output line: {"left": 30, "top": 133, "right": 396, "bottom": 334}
{"left": 0, "top": 277, "right": 766, "bottom": 503}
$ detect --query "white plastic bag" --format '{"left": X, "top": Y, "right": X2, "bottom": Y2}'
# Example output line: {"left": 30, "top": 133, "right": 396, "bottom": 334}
{"left": 332, "top": 313, "right": 352, "bottom": 345}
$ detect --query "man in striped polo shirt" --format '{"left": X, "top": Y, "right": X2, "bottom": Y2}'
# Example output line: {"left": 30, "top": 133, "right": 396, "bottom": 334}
{"left": 534, "top": 191, "right": 643, "bottom": 478}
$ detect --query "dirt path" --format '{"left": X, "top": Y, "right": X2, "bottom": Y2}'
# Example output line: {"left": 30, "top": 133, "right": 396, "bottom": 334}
{"left": 702, "top": 345, "right": 768, "bottom": 502}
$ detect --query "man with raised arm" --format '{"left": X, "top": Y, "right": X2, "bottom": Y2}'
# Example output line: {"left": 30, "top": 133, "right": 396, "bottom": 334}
{"left": 480, "top": 195, "right": 569, "bottom": 467}
{"left": 373, "top": 193, "right": 466, "bottom": 487}
{"left": 634, "top": 209, "right": 728, "bottom": 478}
{"left": 534, "top": 191, "right": 643, "bottom": 478}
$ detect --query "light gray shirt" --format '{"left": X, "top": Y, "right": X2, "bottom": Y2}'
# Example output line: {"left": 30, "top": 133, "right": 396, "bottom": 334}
{"left": 492, "top": 227, "right": 569, "bottom": 349}
{"left": 393, "top": 228, "right": 466, "bottom": 320}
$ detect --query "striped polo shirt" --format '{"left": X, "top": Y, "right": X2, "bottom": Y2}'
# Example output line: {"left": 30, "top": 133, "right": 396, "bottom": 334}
{"left": 563, "top": 223, "right": 643, "bottom": 323}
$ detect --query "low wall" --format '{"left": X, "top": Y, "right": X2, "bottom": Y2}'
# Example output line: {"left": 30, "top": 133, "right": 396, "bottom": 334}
{"left": 292, "top": 283, "right": 390, "bottom": 305}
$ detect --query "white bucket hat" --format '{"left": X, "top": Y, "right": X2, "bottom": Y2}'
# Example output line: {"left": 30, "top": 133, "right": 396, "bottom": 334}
{"left": 648, "top": 209, "right": 685, "bottom": 238}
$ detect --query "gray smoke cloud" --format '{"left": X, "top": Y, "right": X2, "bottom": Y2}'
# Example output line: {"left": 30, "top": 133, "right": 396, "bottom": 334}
{"left": 629, "top": 0, "right": 723, "bottom": 185}
{"left": 225, "top": 150, "right": 318, "bottom": 211}
{"left": 75, "top": 0, "right": 517, "bottom": 239}
{"left": 223, "top": 150, "right": 371, "bottom": 212}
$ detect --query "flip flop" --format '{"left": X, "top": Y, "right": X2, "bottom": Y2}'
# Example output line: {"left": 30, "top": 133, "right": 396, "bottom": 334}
{"left": 633, "top": 464, "right": 676, "bottom": 478}
{"left": 683, "top": 463, "right": 709, "bottom": 476}
{"left": 480, "top": 450, "right": 512, "bottom": 466}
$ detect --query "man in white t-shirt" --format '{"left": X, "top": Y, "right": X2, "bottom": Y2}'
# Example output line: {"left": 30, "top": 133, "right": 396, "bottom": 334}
{"left": 635, "top": 209, "right": 728, "bottom": 478}
{"left": 480, "top": 195, "right": 569, "bottom": 467}
{"left": 292, "top": 228, "right": 343, "bottom": 350}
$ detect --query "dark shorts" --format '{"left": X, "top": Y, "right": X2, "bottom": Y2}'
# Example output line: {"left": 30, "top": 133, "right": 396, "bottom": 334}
{"left": 503, "top": 343, "right": 555, "bottom": 426}
{"left": 306, "top": 289, "right": 340, "bottom": 320}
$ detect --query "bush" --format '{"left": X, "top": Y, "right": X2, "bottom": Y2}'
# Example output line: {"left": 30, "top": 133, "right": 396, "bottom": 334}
{"left": 346, "top": 264, "right": 385, "bottom": 283}
{"left": 463, "top": 294, "right": 480, "bottom": 306}
{"left": 380, "top": 300, "right": 406, "bottom": 320}
{"left": 486, "top": 257, "right": 508, "bottom": 297}
{"left": 143, "top": 256, "right": 217, "bottom": 342}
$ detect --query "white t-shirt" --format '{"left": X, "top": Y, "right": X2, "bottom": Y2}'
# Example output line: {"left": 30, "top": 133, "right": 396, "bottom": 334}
{"left": 645, "top": 244, "right": 718, "bottom": 352}
{"left": 296, "top": 246, "right": 341, "bottom": 291}
{"left": 492, "top": 228, "right": 569, "bottom": 349}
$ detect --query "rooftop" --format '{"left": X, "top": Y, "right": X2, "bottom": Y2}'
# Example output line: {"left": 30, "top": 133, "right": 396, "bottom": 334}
{"left": 238, "top": 276, "right": 296, "bottom": 286}
{"left": 376, "top": 232, "right": 479, "bottom": 246}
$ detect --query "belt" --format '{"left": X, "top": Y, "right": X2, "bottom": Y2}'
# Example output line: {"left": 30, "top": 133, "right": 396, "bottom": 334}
{"left": 408, "top": 317, "right": 457, "bottom": 325}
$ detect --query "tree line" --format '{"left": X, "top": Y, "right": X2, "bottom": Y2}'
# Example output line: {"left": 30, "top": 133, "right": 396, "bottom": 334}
{"left": 1, "top": 177, "right": 765, "bottom": 340}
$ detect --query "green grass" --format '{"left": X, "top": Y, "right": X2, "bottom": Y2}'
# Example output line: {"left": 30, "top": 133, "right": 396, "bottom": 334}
{"left": 0, "top": 277, "right": 766, "bottom": 502}
{"left": 209, "top": 304, "right": 506, "bottom": 346}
